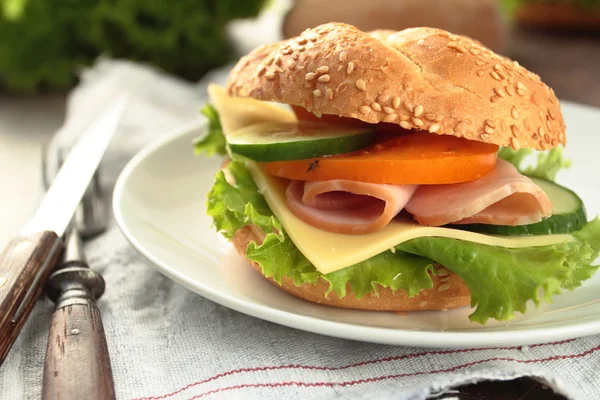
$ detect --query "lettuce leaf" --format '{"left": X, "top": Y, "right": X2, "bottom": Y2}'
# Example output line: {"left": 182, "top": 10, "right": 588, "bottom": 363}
{"left": 397, "top": 220, "right": 600, "bottom": 323}
{"left": 194, "top": 104, "right": 227, "bottom": 157}
{"left": 498, "top": 146, "right": 571, "bottom": 181}
{"left": 207, "top": 161, "right": 600, "bottom": 323}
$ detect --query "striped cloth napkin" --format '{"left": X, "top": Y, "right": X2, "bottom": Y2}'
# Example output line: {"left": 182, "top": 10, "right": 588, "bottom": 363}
{"left": 1, "top": 59, "right": 599, "bottom": 400}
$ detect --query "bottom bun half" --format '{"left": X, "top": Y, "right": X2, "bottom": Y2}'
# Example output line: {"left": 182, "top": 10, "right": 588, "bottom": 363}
{"left": 232, "top": 225, "right": 472, "bottom": 312}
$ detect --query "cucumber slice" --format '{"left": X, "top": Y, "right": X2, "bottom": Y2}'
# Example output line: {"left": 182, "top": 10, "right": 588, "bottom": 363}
{"left": 226, "top": 121, "right": 376, "bottom": 162}
{"left": 451, "top": 177, "right": 587, "bottom": 236}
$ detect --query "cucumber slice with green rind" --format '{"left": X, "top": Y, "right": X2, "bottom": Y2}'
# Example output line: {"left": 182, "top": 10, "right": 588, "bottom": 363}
{"left": 226, "top": 121, "right": 376, "bottom": 162}
{"left": 451, "top": 177, "right": 587, "bottom": 236}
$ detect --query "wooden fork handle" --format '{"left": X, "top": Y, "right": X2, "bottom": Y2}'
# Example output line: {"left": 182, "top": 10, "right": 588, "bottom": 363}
{"left": 43, "top": 298, "right": 115, "bottom": 400}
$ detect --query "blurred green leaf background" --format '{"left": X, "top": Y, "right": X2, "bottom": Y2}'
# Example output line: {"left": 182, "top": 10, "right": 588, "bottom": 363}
{"left": 0, "top": 0, "right": 267, "bottom": 93}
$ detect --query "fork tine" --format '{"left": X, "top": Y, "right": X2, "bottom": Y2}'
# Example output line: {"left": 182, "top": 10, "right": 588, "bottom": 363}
{"left": 41, "top": 144, "right": 107, "bottom": 240}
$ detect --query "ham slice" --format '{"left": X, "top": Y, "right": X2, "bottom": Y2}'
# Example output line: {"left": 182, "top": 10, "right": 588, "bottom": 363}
{"left": 405, "top": 159, "right": 553, "bottom": 226}
{"left": 285, "top": 180, "right": 418, "bottom": 234}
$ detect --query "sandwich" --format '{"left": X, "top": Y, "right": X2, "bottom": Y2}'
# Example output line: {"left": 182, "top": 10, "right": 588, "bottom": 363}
{"left": 196, "top": 23, "right": 599, "bottom": 324}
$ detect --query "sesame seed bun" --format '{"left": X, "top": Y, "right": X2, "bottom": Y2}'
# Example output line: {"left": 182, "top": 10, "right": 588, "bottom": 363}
{"left": 232, "top": 225, "right": 472, "bottom": 312}
{"left": 227, "top": 23, "right": 566, "bottom": 151}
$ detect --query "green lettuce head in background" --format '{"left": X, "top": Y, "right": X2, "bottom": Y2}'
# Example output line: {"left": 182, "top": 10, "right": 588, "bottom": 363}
{"left": 0, "top": 0, "right": 267, "bottom": 93}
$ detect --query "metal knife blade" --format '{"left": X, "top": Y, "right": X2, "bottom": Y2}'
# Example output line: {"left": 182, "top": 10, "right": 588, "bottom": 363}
{"left": 0, "top": 98, "right": 128, "bottom": 366}
{"left": 22, "top": 98, "right": 128, "bottom": 237}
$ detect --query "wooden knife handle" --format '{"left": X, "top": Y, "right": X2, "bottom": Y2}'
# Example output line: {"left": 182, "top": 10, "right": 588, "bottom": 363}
{"left": 43, "top": 299, "right": 115, "bottom": 400}
{"left": 0, "top": 231, "right": 63, "bottom": 365}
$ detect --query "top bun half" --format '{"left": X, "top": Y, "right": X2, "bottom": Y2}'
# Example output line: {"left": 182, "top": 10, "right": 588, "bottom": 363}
{"left": 226, "top": 23, "right": 565, "bottom": 150}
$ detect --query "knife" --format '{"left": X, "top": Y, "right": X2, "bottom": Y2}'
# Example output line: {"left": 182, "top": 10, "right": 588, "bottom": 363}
{"left": 0, "top": 98, "right": 128, "bottom": 366}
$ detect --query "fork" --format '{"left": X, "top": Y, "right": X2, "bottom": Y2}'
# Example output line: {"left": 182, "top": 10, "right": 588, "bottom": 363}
{"left": 40, "top": 147, "right": 116, "bottom": 400}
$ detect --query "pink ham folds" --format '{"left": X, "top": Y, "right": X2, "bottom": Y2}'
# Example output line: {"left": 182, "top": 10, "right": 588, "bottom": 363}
{"left": 283, "top": 159, "right": 553, "bottom": 234}
{"left": 285, "top": 180, "right": 418, "bottom": 234}
{"left": 405, "top": 159, "right": 553, "bottom": 226}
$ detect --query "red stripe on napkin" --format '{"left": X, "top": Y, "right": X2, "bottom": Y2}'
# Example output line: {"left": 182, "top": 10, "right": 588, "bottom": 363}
{"left": 134, "top": 339, "right": 576, "bottom": 400}
{"left": 188, "top": 343, "right": 600, "bottom": 399}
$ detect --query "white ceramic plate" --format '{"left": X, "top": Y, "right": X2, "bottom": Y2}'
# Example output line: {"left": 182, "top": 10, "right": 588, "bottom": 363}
{"left": 114, "top": 102, "right": 600, "bottom": 348}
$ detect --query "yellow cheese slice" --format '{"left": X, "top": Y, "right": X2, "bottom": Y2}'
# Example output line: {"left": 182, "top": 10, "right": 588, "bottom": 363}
{"left": 246, "top": 162, "right": 574, "bottom": 275}
{"left": 208, "top": 84, "right": 296, "bottom": 135}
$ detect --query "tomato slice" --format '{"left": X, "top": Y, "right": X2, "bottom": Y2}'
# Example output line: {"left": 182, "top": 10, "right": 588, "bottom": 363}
{"left": 263, "top": 133, "right": 499, "bottom": 184}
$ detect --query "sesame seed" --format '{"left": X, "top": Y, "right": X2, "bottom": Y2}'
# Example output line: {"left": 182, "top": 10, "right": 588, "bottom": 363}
{"left": 440, "top": 277, "right": 451, "bottom": 282}
{"left": 511, "top": 124, "right": 520, "bottom": 137}
{"left": 316, "top": 65, "right": 329, "bottom": 74}
{"left": 378, "top": 93, "right": 390, "bottom": 103}
{"left": 286, "top": 60, "right": 295, "bottom": 70}
{"left": 274, "top": 56, "right": 282, "bottom": 66}
{"left": 313, "top": 89, "right": 322, "bottom": 97}
{"left": 318, "top": 74, "right": 330, "bottom": 83}
{"left": 403, "top": 100, "right": 413, "bottom": 112}
{"left": 359, "top": 106, "right": 371, "bottom": 114}
{"left": 355, "top": 79, "right": 367, "bottom": 91}
{"left": 326, "top": 88, "right": 333, "bottom": 100}
{"left": 476, "top": 60, "right": 486, "bottom": 66}
{"left": 347, "top": 62, "right": 355, "bottom": 74}
{"left": 435, "top": 115, "right": 444, "bottom": 122}
{"left": 477, "top": 71, "right": 485, "bottom": 77}
{"left": 383, "top": 106, "right": 394, "bottom": 114}
{"left": 265, "top": 71, "right": 276, "bottom": 80}
{"left": 266, "top": 56, "right": 274, "bottom": 66}
{"left": 305, "top": 72, "right": 316, "bottom": 81}
{"left": 412, "top": 117, "right": 424, "bottom": 127}
{"left": 393, "top": 97, "right": 401, "bottom": 109}
{"left": 297, "top": 37, "right": 307, "bottom": 45}
{"left": 438, "top": 283, "right": 451, "bottom": 292}
{"left": 484, "top": 126, "right": 495, "bottom": 134}
{"left": 309, "top": 36, "right": 317, "bottom": 42}
{"left": 437, "top": 267, "right": 449, "bottom": 276}
{"left": 547, "top": 119, "right": 552, "bottom": 129}
{"left": 517, "top": 82, "right": 528, "bottom": 92}
{"left": 257, "top": 65, "right": 266, "bottom": 76}
{"left": 292, "top": 52, "right": 299, "bottom": 60}
{"left": 414, "top": 105, "right": 424, "bottom": 117}
{"left": 480, "top": 133, "right": 490, "bottom": 141}
{"left": 281, "top": 48, "right": 291, "bottom": 55}
{"left": 371, "top": 102, "right": 382, "bottom": 112}
{"left": 490, "top": 95, "right": 500, "bottom": 103}
{"left": 399, "top": 121, "right": 411, "bottom": 129}
{"left": 532, "top": 133, "right": 538, "bottom": 140}
{"left": 494, "top": 64, "right": 503, "bottom": 71}
{"left": 494, "top": 87, "right": 506, "bottom": 98}
{"left": 548, "top": 109, "right": 555, "bottom": 120}
{"left": 497, "top": 70, "right": 507, "bottom": 80}
{"left": 384, "top": 114, "right": 397, "bottom": 122}
{"left": 539, "top": 127, "right": 545, "bottom": 137}
{"left": 470, "top": 48, "right": 480, "bottom": 55}
{"left": 491, "top": 71, "right": 502, "bottom": 81}
{"left": 485, "top": 119, "right": 495, "bottom": 128}
{"left": 544, "top": 133, "right": 550, "bottom": 143}
{"left": 339, "top": 52, "right": 347, "bottom": 62}
{"left": 511, "top": 137, "right": 521, "bottom": 150}
{"left": 429, "top": 123, "right": 440, "bottom": 133}
{"left": 312, "top": 51, "right": 322, "bottom": 60}
{"left": 505, "top": 85, "right": 515, "bottom": 96}
{"left": 516, "top": 89, "right": 526, "bottom": 96}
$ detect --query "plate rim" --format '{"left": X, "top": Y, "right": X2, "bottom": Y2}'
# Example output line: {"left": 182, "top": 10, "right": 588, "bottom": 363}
{"left": 113, "top": 105, "right": 600, "bottom": 348}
